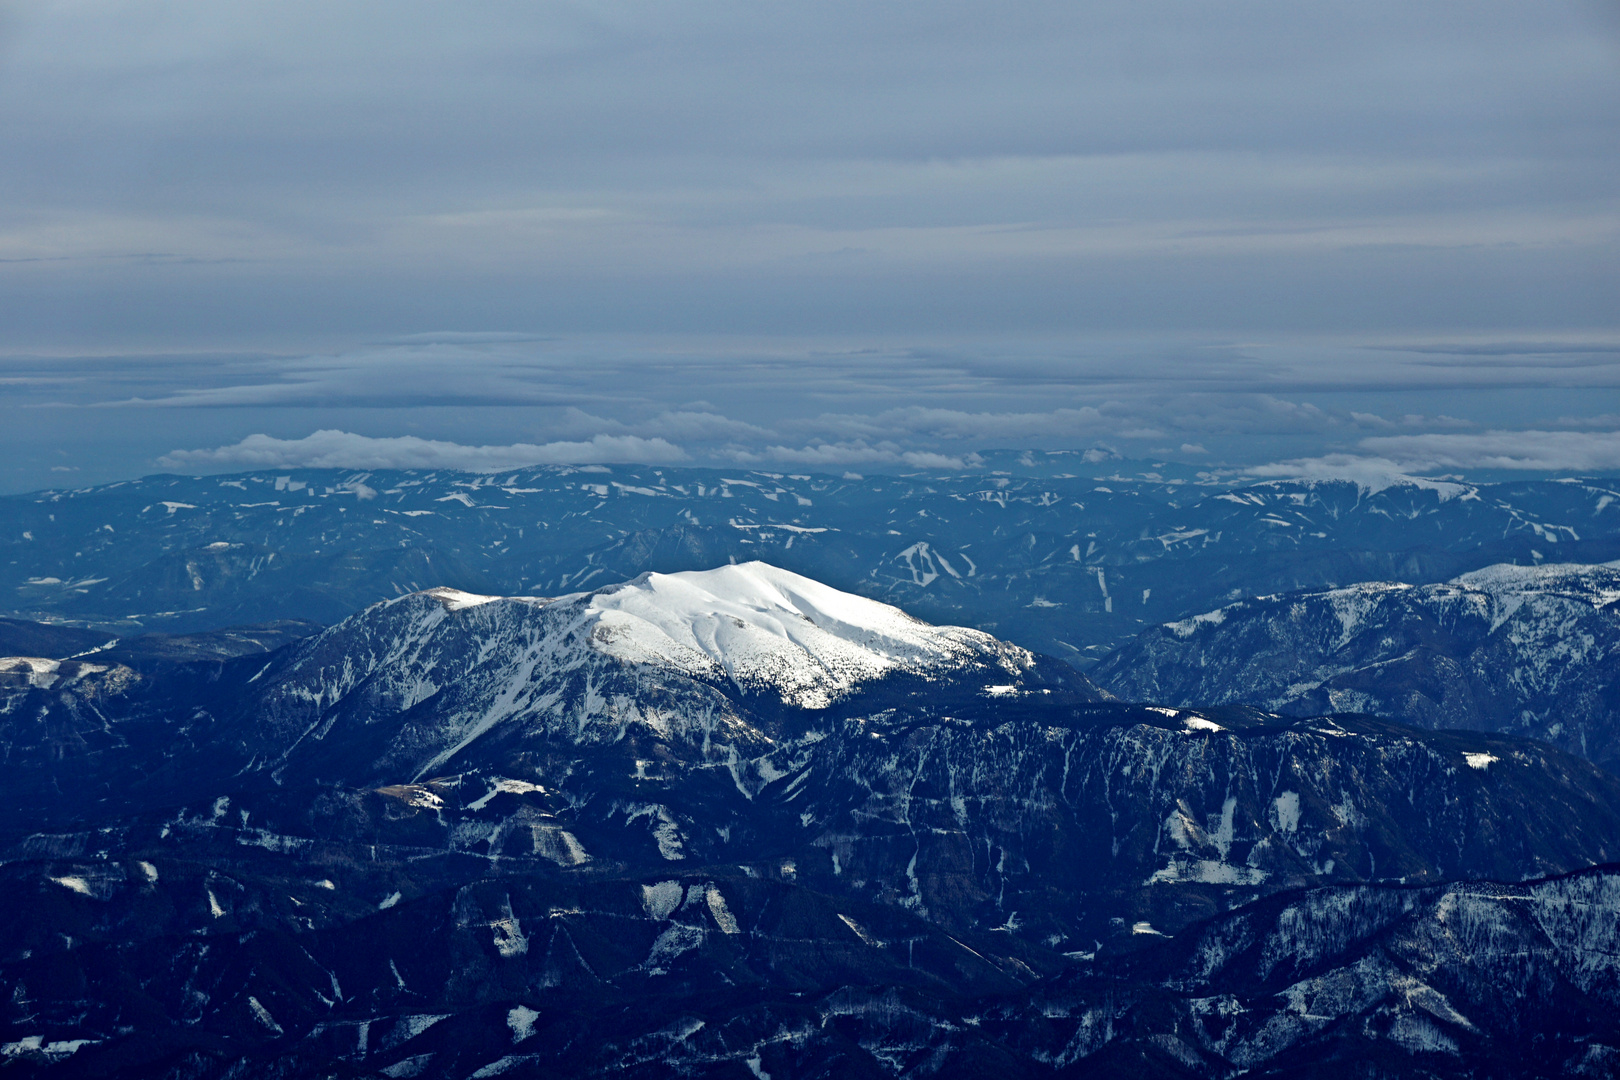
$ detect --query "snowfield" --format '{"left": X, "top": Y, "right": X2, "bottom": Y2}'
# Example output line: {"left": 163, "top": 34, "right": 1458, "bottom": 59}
{"left": 584, "top": 562, "right": 1020, "bottom": 708}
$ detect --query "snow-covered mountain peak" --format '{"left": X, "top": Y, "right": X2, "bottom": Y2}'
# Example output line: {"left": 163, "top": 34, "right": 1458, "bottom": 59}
{"left": 267, "top": 564, "right": 1045, "bottom": 775}
{"left": 583, "top": 562, "right": 1023, "bottom": 708}
{"left": 233, "top": 563, "right": 1064, "bottom": 783}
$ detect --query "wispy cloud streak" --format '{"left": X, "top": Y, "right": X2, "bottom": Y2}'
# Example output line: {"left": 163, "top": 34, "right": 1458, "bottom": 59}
{"left": 157, "top": 430, "right": 686, "bottom": 472}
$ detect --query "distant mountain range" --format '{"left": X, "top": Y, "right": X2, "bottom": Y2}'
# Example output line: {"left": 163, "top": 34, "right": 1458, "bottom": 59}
{"left": 4, "top": 466, "right": 1618, "bottom": 666}
{"left": 7, "top": 564, "right": 1620, "bottom": 1077}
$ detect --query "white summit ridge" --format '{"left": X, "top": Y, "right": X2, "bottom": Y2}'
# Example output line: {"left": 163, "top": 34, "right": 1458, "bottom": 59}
{"left": 580, "top": 561, "right": 1015, "bottom": 706}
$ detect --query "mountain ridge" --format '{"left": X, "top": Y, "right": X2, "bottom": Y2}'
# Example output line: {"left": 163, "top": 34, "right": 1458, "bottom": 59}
{"left": 1095, "top": 558, "right": 1620, "bottom": 771}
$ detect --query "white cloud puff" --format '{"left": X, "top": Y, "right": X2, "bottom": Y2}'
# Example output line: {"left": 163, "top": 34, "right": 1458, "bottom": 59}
{"left": 1251, "top": 428, "right": 1620, "bottom": 492}
{"left": 1358, "top": 430, "right": 1620, "bottom": 472}
{"left": 1247, "top": 454, "right": 1449, "bottom": 493}
{"left": 722, "top": 440, "right": 972, "bottom": 470}
{"left": 157, "top": 430, "right": 686, "bottom": 472}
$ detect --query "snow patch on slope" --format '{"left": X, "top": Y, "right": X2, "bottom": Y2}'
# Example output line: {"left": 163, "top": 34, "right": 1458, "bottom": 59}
{"left": 425, "top": 587, "right": 500, "bottom": 612}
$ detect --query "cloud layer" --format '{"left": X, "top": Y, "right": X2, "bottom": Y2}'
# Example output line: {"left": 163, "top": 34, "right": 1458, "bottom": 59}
{"left": 159, "top": 426, "right": 1620, "bottom": 480}
{"left": 157, "top": 430, "right": 685, "bottom": 472}
{"left": 0, "top": 4, "right": 1614, "bottom": 489}
{"left": 1247, "top": 431, "right": 1620, "bottom": 493}
{"left": 0, "top": 334, "right": 1614, "bottom": 490}
{"left": 0, "top": 2, "right": 1614, "bottom": 344}
{"left": 1359, "top": 430, "right": 1620, "bottom": 473}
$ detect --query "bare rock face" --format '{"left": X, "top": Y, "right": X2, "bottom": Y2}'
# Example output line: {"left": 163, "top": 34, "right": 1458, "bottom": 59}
{"left": 5, "top": 564, "right": 1620, "bottom": 1078}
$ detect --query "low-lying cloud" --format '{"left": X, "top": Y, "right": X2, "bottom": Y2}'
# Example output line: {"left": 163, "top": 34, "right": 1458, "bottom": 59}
{"left": 725, "top": 440, "right": 975, "bottom": 470}
{"left": 157, "top": 430, "right": 687, "bottom": 472}
{"left": 154, "top": 422, "right": 1620, "bottom": 486}
{"left": 1250, "top": 430, "right": 1620, "bottom": 490}
{"left": 1247, "top": 454, "right": 1454, "bottom": 493}
{"left": 9, "top": 334, "right": 1620, "bottom": 494}
{"left": 1359, "top": 430, "right": 1620, "bottom": 473}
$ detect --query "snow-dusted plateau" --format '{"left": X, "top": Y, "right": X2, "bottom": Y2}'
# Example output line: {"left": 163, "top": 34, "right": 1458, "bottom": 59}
{"left": 4, "top": 463, "right": 1620, "bottom": 1078}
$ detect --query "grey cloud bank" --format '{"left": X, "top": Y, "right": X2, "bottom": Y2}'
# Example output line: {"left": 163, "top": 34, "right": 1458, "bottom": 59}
{"left": 5, "top": 336, "right": 1619, "bottom": 490}
{"left": 1356, "top": 430, "right": 1620, "bottom": 473}
{"left": 156, "top": 430, "right": 687, "bottom": 472}
{"left": 155, "top": 427, "right": 1620, "bottom": 481}
{"left": 1, "top": 0, "right": 1615, "bottom": 343}
{"left": 0, "top": 1, "right": 1614, "bottom": 489}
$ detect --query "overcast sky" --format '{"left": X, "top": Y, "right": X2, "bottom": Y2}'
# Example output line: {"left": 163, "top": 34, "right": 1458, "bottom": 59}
{"left": 1, "top": 1, "right": 1616, "bottom": 491}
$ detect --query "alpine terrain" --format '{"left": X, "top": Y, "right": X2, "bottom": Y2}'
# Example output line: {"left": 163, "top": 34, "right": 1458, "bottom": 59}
{"left": 1095, "top": 560, "right": 1620, "bottom": 773}
{"left": 5, "top": 562, "right": 1620, "bottom": 1077}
